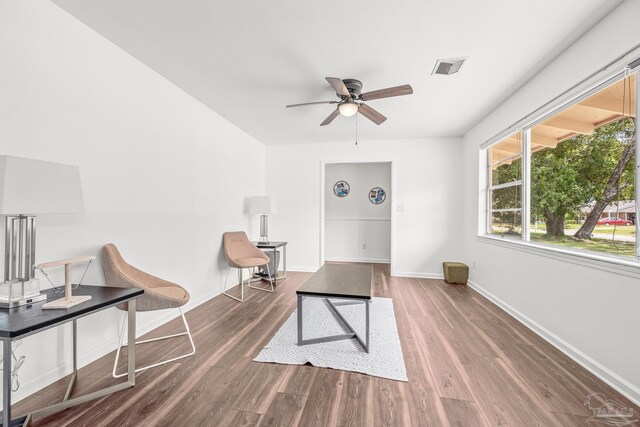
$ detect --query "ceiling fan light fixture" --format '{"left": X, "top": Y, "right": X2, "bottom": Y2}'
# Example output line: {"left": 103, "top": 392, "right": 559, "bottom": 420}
{"left": 338, "top": 101, "right": 359, "bottom": 117}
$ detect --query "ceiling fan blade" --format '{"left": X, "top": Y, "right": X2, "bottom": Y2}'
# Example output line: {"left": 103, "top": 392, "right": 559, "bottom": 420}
{"left": 325, "top": 77, "right": 350, "bottom": 97}
{"left": 320, "top": 109, "right": 340, "bottom": 126}
{"left": 360, "top": 84, "right": 413, "bottom": 101}
{"left": 286, "top": 100, "right": 338, "bottom": 108}
{"left": 358, "top": 103, "right": 387, "bottom": 125}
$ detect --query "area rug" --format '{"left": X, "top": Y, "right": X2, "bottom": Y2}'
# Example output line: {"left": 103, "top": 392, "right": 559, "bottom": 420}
{"left": 253, "top": 297, "right": 408, "bottom": 381}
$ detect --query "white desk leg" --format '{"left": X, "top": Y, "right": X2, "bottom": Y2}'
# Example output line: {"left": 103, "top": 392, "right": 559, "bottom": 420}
{"left": 72, "top": 320, "right": 78, "bottom": 373}
{"left": 2, "top": 338, "right": 11, "bottom": 427}
{"left": 63, "top": 321, "right": 79, "bottom": 402}
{"left": 127, "top": 300, "right": 136, "bottom": 386}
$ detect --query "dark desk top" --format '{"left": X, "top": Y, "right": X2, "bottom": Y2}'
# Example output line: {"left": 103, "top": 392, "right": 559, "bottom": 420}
{"left": 0, "top": 286, "right": 143, "bottom": 339}
{"left": 297, "top": 264, "right": 372, "bottom": 300}
{"left": 254, "top": 241, "right": 287, "bottom": 248}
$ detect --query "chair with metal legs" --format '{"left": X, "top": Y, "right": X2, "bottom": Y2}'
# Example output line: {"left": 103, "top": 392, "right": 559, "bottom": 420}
{"left": 101, "top": 244, "right": 196, "bottom": 378}
{"left": 222, "top": 231, "right": 274, "bottom": 302}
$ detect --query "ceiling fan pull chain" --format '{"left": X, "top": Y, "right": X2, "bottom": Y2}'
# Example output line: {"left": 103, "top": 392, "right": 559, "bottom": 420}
{"left": 355, "top": 112, "right": 358, "bottom": 146}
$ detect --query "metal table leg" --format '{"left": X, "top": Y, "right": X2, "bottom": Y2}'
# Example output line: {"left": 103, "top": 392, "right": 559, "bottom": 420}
{"left": 2, "top": 338, "right": 11, "bottom": 427}
{"left": 365, "top": 300, "right": 370, "bottom": 353}
{"left": 127, "top": 299, "right": 136, "bottom": 384}
{"left": 283, "top": 244, "right": 287, "bottom": 279}
{"left": 297, "top": 295, "right": 303, "bottom": 345}
{"left": 296, "top": 296, "right": 370, "bottom": 353}
{"left": 273, "top": 248, "right": 278, "bottom": 286}
{"left": 63, "top": 320, "right": 79, "bottom": 402}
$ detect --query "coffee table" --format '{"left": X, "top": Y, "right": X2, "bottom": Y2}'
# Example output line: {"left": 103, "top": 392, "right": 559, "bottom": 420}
{"left": 296, "top": 263, "right": 372, "bottom": 353}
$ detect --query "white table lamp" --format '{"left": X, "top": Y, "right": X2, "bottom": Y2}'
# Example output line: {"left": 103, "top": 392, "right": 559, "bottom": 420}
{"left": 0, "top": 155, "right": 85, "bottom": 308}
{"left": 250, "top": 196, "right": 276, "bottom": 244}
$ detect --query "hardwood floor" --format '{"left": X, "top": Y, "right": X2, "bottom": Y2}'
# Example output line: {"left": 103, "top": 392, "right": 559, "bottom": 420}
{"left": 14, "top": 264, "right": 639, "bottom": 426}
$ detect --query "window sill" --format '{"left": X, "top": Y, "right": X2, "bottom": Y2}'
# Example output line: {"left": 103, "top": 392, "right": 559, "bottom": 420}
{"left": 476, "top": 234, "right": 640, "bottom": 279}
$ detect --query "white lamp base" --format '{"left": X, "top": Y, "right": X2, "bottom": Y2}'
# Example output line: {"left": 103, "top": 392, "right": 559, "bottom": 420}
{"left": 42, "top": 295, "right": 92, "bottom": 310}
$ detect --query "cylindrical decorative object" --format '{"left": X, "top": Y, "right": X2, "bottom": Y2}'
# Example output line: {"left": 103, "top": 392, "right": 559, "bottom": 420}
{"left": 65, "top": 263, "right": 72, "bottom": 301}
{"left": 259, "top": 214, "right": 269, "bottom": 243}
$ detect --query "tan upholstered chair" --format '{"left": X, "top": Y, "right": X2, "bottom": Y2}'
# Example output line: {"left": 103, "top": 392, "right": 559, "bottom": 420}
{"left": 102, "top": 243, "right": 195, "bottom": 378}
{"left": 223, "top": 231, "right": 274, "bottom": 302}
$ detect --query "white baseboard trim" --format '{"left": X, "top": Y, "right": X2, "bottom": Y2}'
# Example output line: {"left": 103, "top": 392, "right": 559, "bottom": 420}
{"left": 324, "top": 257, "right": 390, "bottom": 264}
{"left": 288, "top": 266, "right": 318, "bottom": 273}
{"left": 12, "top": 288, "right": 219, "bottom": 404}
{"left": 393, "top": 271, "right": 444, "bottom": 279}
{"left": 467, "top": 279, "right": 640, "bottom": 406}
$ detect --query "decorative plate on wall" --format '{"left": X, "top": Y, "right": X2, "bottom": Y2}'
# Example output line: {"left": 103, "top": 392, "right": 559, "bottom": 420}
{"left": 369, "top": 187, "right": 386, "bottom": 204}
{"left": 333, "top": 181, "right": 350, "bottom": 197}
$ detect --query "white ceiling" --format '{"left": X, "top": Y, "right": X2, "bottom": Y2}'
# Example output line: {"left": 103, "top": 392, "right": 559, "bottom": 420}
{"left": 52, "top": 0, "right": 622, "bottom": 145}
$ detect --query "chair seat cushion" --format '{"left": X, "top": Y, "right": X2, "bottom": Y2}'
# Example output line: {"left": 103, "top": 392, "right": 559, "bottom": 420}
{"left": 118, "top": 284, "right": 190, "bottom": 311}
{"left": 235, "top": 256, "right": 268, "bottom": 268}
{"left": 153, "top": 286, "right": 189, "bottom": 301}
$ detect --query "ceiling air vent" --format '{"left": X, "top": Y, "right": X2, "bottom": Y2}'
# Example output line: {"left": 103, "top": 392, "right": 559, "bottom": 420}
{"left": 432, "top": 57, "right": 467, "bottom": 76}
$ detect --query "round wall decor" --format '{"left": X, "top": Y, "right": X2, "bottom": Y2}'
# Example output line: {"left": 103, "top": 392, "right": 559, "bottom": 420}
{"left": 333, "top": 181, "right": 350, "bottom": 197}
{"left": 369, "top": 187, "right": 386, "bottom": 204}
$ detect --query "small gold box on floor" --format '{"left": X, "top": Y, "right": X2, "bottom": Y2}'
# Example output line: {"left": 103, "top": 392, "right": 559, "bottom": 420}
{"left": 443, "top": 262, "right": 469, "bottom": 284}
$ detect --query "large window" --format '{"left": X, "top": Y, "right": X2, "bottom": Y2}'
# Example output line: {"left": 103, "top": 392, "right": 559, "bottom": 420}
{"left": 484, "top": 72, "right": 638, "bottom": 261}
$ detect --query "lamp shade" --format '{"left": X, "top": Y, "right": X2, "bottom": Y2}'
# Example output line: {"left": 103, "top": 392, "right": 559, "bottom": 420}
{"left": 0, "top": 156, "right": 85, "bottom": 215}
{"left": 249, "top": 196, "right": 276, "bottom": 214}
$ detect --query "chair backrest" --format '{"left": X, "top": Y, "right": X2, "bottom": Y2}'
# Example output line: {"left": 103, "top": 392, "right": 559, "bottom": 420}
{"left": 101, "top": 243, "right": 190, "bottom": 312}
{"left": 102, "top": 243, "right": 168, "bottom": 289}
{"left": 102, "top": 243, "right": 133, "bottom": 288}
{"left": 223, "top": 231, "right": 267, "bottom": 268}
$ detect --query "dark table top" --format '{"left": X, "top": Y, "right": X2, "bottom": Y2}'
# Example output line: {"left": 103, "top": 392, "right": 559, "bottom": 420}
{"left": 253, "top": 241, "right": 287, "bottom": 248}
{"left": 297, "top": 264, "right": 372, "bottom": 299}
{"left": 0, "top": 286, "right": 143, "bottom": 339}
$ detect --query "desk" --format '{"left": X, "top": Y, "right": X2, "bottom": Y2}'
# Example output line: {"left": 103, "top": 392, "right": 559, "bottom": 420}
{"left": 253, "top": 241, "right": 287, "bottom": 286}
{"left": 0, "top": 286, "right": 143, "bottom": 426}
{"left": 296, "top": 263, "right": 372, "bottom": 353}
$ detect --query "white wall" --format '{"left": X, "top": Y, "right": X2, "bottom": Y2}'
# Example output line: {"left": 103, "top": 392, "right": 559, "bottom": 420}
{"left": 325, "top": 162, "right": 391, "bottom": 262}
{"left": 0, "top": 2, "right": 265, "bottom": 404}
{"left": 461, "top": 0, "right": 640, "bottom": 404}
{"left": 266, "top": 138, "right": 462, "bottom": 277}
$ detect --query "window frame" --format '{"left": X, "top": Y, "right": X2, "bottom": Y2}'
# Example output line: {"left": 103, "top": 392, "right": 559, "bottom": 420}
{"left": 480, "top": 68, "right": 640, "bottom": 265}
{"left": 486, "top": 134, "right": 524, "bottom": 239}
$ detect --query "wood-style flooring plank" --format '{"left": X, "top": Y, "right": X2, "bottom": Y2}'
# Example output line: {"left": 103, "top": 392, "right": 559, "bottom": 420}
{"left": 277, "top": 364, "right": 318, "bottom": 397}
{"left": 297, "top": 368, "right": 344, "bottom": 427}
{"left": 407, "top": 314, "right": 474, "bottom": 402}
{"left": 335, "top": 371, "right": 373, "bottom": 426}
{"left": 371, "top": 377, "right": 411, "bottom": 426}
{"left": 259, "top": 392, "right": 306, "bottom": 427}
{"left": 219, "top": 410, "right": 263, "bottom": 427}
{"left": 551, "top": 411, "right": 622, "bottom": 427}
{"left": 441, "top": 397, "right": 488, "bottom": 427}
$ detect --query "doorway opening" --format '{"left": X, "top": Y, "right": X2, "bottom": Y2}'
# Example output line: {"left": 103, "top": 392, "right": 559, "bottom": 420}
{"left": 320, "top": 161, "right": 393, "bottom": 273}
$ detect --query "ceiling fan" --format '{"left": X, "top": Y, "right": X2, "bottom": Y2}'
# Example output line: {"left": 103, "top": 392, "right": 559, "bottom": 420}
{"left": 286, "top": 77, "right": 413, "bottom": 126}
